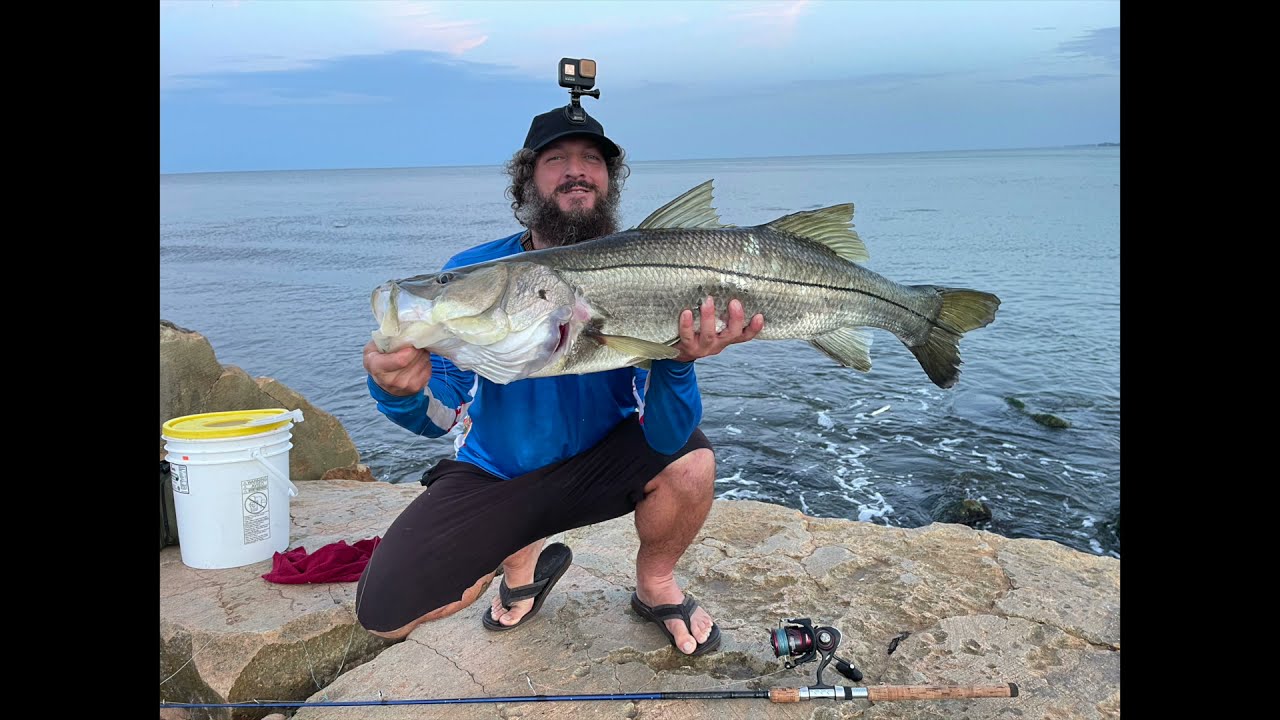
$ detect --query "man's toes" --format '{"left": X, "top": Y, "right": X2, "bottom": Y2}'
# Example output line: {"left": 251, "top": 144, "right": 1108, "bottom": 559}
{"left": 500, "top": 599, "right": 533, "bottom": 625}
{"left": 690, "top": 608, "right": 714, "bottom": 643}
{"left": 665, "top": 620, "right": 698, "bottom": 654}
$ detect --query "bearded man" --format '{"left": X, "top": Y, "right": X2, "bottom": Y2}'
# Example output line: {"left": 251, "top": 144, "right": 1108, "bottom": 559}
{"left": 357, "top": 106, "right": 764, "bottom": 657}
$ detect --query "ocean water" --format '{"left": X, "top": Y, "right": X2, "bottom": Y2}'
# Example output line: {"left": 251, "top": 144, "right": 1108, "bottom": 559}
{"left": 159, "top": 147, "right": 1120, "bottom": 557}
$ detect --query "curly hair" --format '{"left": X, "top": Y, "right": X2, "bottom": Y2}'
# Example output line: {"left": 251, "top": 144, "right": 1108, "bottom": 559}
{"left": 504, "top": 144, "right": 631, "bottom": 226}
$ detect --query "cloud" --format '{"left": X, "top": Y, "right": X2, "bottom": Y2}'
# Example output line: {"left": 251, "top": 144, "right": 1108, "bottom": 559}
{"left": 839, "top": 71, "right": 951, "bottom": 88}
{"left": 160, "top": 0, "right": 491, "bottom": 90}
{"left": 1057, "top": 26, "right": 1120, "bottom": 70}
{"left": 213, "top": 90, "right": 393, "bottom": 107}
{"left": 729, "top": 0, "right": 811, "bottom": 20}
{"left": 1003, "top": 73, "right": 1115, "bottom": 86}
{"left": 375, "top": 0, "right": 489, "bottom": 56}
{"left": 162, "top": 50, "right": 543, "bottom": 111}
{"left": 727, "top": 0, "right": 812, "bottom": 46}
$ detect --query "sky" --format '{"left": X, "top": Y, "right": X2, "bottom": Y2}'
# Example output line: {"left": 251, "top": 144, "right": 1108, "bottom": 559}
{"left": 159, "top": 0, "right": 1120, "bottom": 174}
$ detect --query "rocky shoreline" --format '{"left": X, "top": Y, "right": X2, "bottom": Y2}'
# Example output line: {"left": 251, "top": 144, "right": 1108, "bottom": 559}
{"left": 159, "top": 322, "right": 1119, "bottom": 719}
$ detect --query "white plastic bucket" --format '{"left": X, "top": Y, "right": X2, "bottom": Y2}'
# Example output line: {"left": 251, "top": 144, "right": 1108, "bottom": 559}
{"left": 161, "top": 409, "right": 304, "bottom": 569}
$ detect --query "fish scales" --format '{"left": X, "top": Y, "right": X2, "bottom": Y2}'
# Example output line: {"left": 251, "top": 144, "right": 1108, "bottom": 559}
{"left": 532, "top": 227, "right": 945, "bottom": 346}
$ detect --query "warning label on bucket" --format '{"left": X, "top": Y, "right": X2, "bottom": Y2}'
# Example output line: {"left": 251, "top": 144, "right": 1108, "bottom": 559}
{"left": 241, "top": 476, "right": 271, "bottom": 544}
{"left": 171, "top": 464, "right": 190, "bottom": 494}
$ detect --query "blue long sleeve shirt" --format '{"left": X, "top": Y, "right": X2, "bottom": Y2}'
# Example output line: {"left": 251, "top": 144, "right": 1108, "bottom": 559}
{"left": 367, "top": 231, "right": 704, "bottom": 479}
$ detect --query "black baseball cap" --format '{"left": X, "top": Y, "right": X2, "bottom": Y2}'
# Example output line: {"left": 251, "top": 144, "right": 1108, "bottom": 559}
{"left": 523, "top": 105, "right": 620, "bottom": 159}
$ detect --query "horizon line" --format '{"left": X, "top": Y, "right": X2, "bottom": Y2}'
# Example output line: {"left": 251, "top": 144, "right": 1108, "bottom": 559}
{"left": 160, "top": 142, "right": 1119, "bottom": 177}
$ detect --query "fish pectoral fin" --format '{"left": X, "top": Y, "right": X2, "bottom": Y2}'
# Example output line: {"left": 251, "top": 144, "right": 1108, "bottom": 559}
{"left": 810, "top": 327, "right": 874, "bottom": 372}
{"left": 590, "top": 332, "right": 681, "bottom": 360}
{"left": 766, "top": 204, "right": 869, "bottom": 263}
{"left": 633, "top": 179, "right": 728, "bottom": 230}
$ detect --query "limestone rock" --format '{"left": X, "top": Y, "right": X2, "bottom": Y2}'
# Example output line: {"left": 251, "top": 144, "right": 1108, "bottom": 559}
{"left": 321, "top": 464, "right": 376, "bottom": 483}
{"left": 159, "top": 321, "right": 359, "bottom": 480}
{"left": 156, "top": 486, "right": 1119, "bottom": 720}
{"left": 160, "top": 480, "right": 422, "bottom": 720}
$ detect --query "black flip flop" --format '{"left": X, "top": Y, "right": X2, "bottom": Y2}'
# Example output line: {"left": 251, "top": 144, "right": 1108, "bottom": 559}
{"left": 481, "top": 542, "right": 573, "bottom": 632}
{"left": 630, "top": 592, "right": 722, "bottom": 656}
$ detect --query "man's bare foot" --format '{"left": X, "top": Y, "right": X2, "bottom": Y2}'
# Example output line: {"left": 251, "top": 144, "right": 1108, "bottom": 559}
{"left": 635, "top": 574, "right": 715, "bottom": 654}
{"left": 489, "top": 542, "right": 540, "bottom": 626}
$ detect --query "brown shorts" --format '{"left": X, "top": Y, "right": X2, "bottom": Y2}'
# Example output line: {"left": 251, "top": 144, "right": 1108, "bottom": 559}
{"left": 355, "top": 413, "right": 712, "bottom": 633}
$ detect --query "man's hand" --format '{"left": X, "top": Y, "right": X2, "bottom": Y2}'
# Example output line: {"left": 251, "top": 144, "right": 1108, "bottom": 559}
{"left": 364, "top": 340, "right": 433, "bottom": 396}
{"left": 672, "top": 296, "right": 765, "bottom": 362}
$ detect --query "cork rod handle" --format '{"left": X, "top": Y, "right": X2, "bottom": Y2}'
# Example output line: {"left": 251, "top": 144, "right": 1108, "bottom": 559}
{"left": 868, "top": 683, "right": 1019, "bottom": 701}
{"left": 769, "top": 688, "right": 801, "bottom": 703}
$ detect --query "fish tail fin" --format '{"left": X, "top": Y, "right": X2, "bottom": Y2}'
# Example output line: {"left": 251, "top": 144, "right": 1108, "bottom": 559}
{"left": 907, "top": 288, "right": 1001, "bottom": 388}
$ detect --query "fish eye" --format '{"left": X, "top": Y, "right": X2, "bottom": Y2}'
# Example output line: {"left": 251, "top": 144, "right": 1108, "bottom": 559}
{"left": 437, "top": 273, "right": 453, "bottom": 285}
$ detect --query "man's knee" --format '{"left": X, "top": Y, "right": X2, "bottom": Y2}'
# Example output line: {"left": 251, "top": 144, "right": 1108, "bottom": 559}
{"left": 681, "top": 447, "right": 716, "bottom": 484}
{"left": 355, "top": 596, "right": 411, "bottom": 640}
{"left": 356, "top": 569, "right": 497, "bottom": 639}
{"left": 648, "top": 447, "right": 715, "bottom": 495}
{"left": 364, "top": 623, "right": 413, "bottom": 641}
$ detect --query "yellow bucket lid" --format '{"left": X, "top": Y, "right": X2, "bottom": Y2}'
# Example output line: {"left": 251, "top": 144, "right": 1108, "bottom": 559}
{"left": 162, "top": 408, "right": 303, "bottom": 439}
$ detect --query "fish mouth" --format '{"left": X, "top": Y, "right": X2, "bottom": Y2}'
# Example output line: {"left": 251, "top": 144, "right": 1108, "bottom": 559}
{"left": 555, "top": 321, "right": 570, "bottom": 353}
{"left": 370, "top": 283, "right": 401, "bottom": 351}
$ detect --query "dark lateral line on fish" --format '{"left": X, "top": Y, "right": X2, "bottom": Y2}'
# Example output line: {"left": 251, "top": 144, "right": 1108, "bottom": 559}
{"left": 560, "top": 262, "right": 937, "bottom": 325}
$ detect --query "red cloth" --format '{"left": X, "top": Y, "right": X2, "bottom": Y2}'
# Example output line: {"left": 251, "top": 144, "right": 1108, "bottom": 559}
{"left": 262, "top": 537, "right": 381, "bottom": 584}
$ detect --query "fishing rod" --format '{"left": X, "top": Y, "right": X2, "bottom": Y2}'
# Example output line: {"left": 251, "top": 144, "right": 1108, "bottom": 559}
{"left": 160, "top": 617, "right": 1018, "bottom": 711}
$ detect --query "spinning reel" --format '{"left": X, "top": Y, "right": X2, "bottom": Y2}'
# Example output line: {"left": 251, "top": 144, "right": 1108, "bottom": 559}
{"left": 769, "top": 617, "right": 863, "bottom": 687}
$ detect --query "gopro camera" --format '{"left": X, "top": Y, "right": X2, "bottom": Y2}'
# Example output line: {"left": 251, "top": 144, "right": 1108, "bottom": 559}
{"left": 559, "top": 58, "right": 596, "bottom": 91}
{"left": 559, "top": 57, "right": 600, "bottom": 124}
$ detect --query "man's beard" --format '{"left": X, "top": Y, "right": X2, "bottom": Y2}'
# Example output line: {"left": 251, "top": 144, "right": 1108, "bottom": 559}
{"left": 518, "top": 178, "right": 621, "bottom": 247}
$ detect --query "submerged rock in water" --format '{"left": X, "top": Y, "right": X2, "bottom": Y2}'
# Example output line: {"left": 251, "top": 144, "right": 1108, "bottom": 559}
{"left": 1031, "top": 412, "right": 1071, "bottom": 428}
{"left": 933, "top": 498, "right": 994, "bottom": 526}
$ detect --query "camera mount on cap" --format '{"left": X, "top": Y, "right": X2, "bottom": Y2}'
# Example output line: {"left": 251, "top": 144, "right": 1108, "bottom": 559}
{"left": 559, "top": 57, "right": 600, "bottom": 125}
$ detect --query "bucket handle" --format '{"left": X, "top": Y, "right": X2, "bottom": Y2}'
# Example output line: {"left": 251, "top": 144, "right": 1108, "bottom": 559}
{"left": 243, "top": 408, "right": 305, "bottom": 428}
{"left": 249, "top": 447, "right": 300, "bottom": 497}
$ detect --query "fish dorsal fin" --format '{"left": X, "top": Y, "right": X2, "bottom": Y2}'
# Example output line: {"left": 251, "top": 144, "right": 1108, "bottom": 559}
{"left": 635, "top": 180, "right": 728, "bottom": 230}
{"left": 766, "top": 204, "right": 869, "bottom": 263}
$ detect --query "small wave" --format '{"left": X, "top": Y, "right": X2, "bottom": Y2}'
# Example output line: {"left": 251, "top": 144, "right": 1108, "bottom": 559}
{"left": 718, "top": 487, "right": 765, "bottom": 501}
{"left": 852, "top": 491, "right": 894, "bottom": 521}
{"left": 717, "top": 470, "right": 743, "bottom": 484}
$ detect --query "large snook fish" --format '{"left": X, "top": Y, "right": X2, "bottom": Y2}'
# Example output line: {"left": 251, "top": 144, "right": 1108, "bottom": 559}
{"left": 371, "top": 180, "right": 1000, "bottom": 388}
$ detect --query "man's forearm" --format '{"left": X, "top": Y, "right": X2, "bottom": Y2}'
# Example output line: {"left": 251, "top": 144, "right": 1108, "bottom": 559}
{"left": 638, "top": 359, "right": 703, "bottom": 454}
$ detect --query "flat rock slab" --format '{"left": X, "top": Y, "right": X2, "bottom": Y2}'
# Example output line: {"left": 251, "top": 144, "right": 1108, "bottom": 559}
{"left": 160, "top": 479, "right": 422, "bottom": 719}
{"left": 258, "top": 498, "right": 1120, "bottom": 720}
